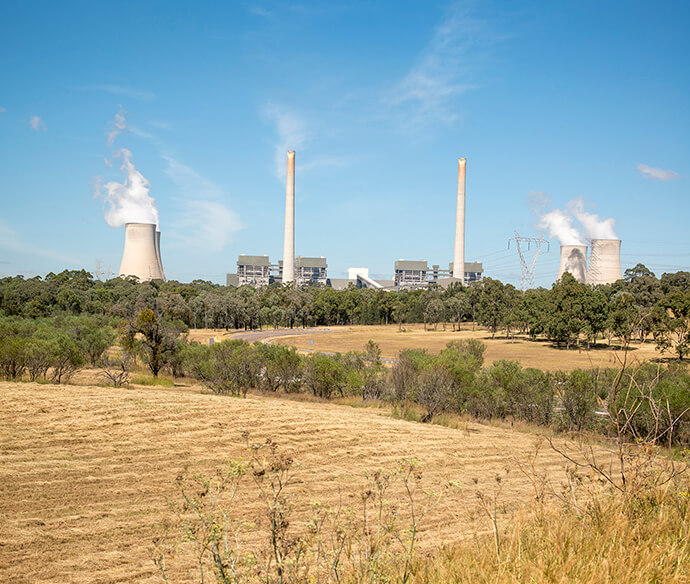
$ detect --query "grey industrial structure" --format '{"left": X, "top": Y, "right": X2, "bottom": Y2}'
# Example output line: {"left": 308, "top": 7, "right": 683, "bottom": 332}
{"left": 226, "top": 153, "right": 486, "bottom": 290}
{"left": 236, "top": 254, "right": 271, "bottom": 286}
{"left": 228, "top": 255, "right": 328, "bottom": 287}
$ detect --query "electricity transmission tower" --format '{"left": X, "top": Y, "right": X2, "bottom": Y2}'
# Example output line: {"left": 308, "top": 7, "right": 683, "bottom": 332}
{"left": 94, "top": 259, "right": 113, "bottom": 281}
{"left": 508, "top": 231, "right": 550, "bottom": 290}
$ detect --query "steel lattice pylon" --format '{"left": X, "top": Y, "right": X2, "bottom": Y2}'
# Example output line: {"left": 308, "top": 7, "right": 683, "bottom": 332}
{"left": 508, "top": 231, "right": 550, "bottom": 290}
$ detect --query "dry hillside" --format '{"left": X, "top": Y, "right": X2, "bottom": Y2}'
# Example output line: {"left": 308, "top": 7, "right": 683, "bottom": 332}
{"left": 1, "top": 381, "right": 571, "bottom": 583}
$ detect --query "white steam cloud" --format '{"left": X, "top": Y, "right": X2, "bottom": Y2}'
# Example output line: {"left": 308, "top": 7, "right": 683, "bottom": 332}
{"left": 96, "top": 109, "right": 159, "bottom": 229}
{"left": 97, "top": 148, "right": 159, "bottom": 228}
{"left": 538, "top": 209, "right": 584, "bottom": 245}
{"left": 568, "top": 197, "right": 617, "bottom": 239}
{"left": 532, "top": 192, "right": 618, "bottom": 245}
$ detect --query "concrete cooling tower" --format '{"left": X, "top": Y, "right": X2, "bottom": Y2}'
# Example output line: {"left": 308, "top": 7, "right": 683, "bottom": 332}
{"left": 587, "top": 239, "right": 622, "bottom": 285}
{"left": 118, "top": 222, "right": 166, "bottom": 281}
{"left": 155, "top": 230, "right": 165, "bottom": 280}
{"left": 557, "top": 244, "right": 588, "bottom": 283}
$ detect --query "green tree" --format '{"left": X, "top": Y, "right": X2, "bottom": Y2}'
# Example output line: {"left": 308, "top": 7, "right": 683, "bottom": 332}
{"left": 654, "top": 291, "right": 690, "bottom": 360}
{"left": 122, "top": 308, "right": 186, "bottom": 377}
{"left": 545, "top": 273, "right": 586, "bottom": 348}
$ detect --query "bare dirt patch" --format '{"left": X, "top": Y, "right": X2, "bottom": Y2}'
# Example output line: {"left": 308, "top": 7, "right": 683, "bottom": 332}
{"left": 0, "top": 381, "right": 570, "bottom": 583}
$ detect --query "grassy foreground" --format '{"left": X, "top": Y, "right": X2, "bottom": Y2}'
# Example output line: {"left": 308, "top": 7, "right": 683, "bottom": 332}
{"left": 1, "top": 379, "right": 687, "bottom": 583}
{"left": 0, "top": 380, "right": 567, "bottom": 583}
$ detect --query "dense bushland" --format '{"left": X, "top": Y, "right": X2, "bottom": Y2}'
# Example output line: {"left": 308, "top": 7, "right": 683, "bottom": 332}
{"left": 1, "top": 264, "right": 689, "bottom": 357}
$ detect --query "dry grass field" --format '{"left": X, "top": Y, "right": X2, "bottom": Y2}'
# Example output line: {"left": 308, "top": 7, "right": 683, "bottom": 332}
{"left": 0, "top": 380, "right": 572, "bottom": 583}
{"left": 268, "top": 324, "right": 660, "bottom": 371}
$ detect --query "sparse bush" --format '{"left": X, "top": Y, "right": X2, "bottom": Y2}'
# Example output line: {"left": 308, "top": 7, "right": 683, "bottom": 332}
{"left": 155, "top": 435, "right": 445, "bottom": 584}
{"left": 304, "top": 353, "right": 347, "bottom": 398}
{"left": 189, "top": 340, "right": 261, "bottom": 397}
{"left": 256, "top": 343, "right": 303, "bottom": 393}
{"left": 100, "top": 351, "right": 131, "bottom": 387}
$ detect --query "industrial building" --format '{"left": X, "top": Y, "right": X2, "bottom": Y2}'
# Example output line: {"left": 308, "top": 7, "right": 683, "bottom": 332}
{"left": 225, "top": 154, "right": 487, "bottom": 290}
{"left": 236, "top": 255, "right": 271, "bottom": 286}
{"left": 449, "top": 261, "right": 483, "bottom": 284}
{"left": 228, "top": 254, "right": 328, "bottom": 287}
{"left": 296, "top": 256, "right": 328, "bottom": 285}
{"left": 394, "top": 260, "right": 429, "bottom": 288}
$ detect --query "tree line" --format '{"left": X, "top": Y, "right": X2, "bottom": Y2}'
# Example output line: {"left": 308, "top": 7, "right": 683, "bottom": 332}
{"left": 1, "top": 309, "right": 688, "bottom": 445}
{"left": 1, "top": 263, "right": 688, "bottom": 357}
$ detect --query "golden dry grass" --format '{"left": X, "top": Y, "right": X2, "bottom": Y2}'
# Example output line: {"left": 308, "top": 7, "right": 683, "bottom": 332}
{"left": 0, "top": 381, "right": 572, "bottom": 583}
{"left": 268, "top": 324, "right": 660, "bottom": 371}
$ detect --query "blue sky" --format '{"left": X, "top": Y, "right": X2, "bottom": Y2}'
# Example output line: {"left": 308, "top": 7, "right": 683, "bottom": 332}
{"left": 0, "top": 0, "right": 688, "bottom": 286}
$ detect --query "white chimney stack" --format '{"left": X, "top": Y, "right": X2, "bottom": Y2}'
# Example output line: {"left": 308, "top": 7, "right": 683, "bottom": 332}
{"left": 452, "top": 157, "right": 466, "bottom": 282}
{"left": 282, "top": 150, "right": 295, "bottom": 284}
{"left": 118, "top": 222, "right": 165, "bottom": 281}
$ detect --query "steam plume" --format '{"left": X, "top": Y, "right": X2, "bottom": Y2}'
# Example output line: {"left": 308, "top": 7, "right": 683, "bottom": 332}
{"left": 98, "top": 148, "right": 159, "bottom": 228}
{"left": 106, "top": 105, "right": 127, "bottom": 145}
{"left": 537, "top": 209, "right": 584, "bottom": 246}
{"left": 568, "top": 197, "right": 617, "bottom": 239}
{"left": 96, "top": 109, "right": 159, "bottom": 228}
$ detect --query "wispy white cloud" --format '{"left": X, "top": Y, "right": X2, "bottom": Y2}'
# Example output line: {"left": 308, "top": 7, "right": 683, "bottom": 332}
{"left": 162, "top": 154, "right": 224, "bottom": 199}
{"left": 128, "top": 125, "right": 156, "bottom": 140}
{"left": 29, "top": 115, "right": 45, "bottom": 131}
{"left": 637, "top": 163, "right": 680, "bottom": 181}
{"left": 172, "top": 200, "right": 244, "bottom": 252}
{"left": 163, "top": 154, "right": 244, "bottom": 251}
{"left": 149, "top": 120, "right": 172, "bottom": 130}
{"left": 261, "top": 103, "right": 307, "bottom": 179}
{"left": 0, "top": 217, "right": 82, "bottom": 265}
{"left": 245, "top": 3, "right": 271, "bottom": 17}
{"left": 383, "top": 3, "right": 497, "bottom": 131}
{"left": 0, "top": 107, "right": 6, "bottom": 114}
{"left": 78, "top": 84, "right": 156, "bottom": 101}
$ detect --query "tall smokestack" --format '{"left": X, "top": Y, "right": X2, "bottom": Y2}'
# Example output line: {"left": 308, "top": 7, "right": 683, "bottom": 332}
{"left": 557, "top": 244, "right": 587, "bottom": 283}
{"left": 282, "top": 150, "right": 295, "bottom": 284}
{"left": 118, "top": 222, "right": 165, "bottom": 281}
{"left": 452, "top": 157, "right": 466, "bottom": 282}
{"left": 587, "top": 239, "right": 622, "bottom": 285}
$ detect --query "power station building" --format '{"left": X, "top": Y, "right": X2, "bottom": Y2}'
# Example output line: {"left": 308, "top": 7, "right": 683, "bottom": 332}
{"left": 296, "top": 256, "right": 328, "bottom": 285}
{"left": 449, "top": 261, "right": 483, "bottom": 284}
{"left": 236, "top": 255, "right": 271, "bottom": 286}
{"left": 228, "top": 254, "right": 328, "bottom": 287}
{"left": 394, "top": 260, "right": 429, "bottom": 288}
{"left": 224, "top": 153, "right": 487, "bottom": 290}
